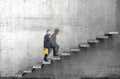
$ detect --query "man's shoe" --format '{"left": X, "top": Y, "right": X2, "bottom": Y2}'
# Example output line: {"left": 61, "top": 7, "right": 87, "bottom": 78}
{"left": 44, "top": 59, "right": 48, "bottom": 62}
{"left": 53, "top": 54, "right": 58, "bottom": 56}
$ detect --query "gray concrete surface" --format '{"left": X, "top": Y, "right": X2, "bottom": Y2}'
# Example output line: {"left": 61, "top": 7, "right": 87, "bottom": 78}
{"left": 22, "top": 34, "right": 120, "bottom": 79}
{"left": 0, "top": 0, "right": 119, "bottom": 77}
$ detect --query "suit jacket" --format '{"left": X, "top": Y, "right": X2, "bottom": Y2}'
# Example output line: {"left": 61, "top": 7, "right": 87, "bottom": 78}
{"left": 44, "top": 34, "right": 52, "bottom": 48}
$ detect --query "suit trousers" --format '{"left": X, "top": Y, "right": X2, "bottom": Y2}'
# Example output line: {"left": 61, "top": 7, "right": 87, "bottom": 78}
{"left": 44, "top": 45, "right": 56, "bottom": 60}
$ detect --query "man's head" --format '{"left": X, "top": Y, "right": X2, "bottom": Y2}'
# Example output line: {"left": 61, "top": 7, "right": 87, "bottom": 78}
{"left": 47, "top": 29, "right": 51, "bottom": 36}
{"left": 54, "top": 29, "right": 59, "bottom": 34}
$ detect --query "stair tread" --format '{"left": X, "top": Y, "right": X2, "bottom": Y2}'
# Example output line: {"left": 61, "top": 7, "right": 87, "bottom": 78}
{"left": 105, "top": 31, "right": 118, "bottom": 35}
{"left": 51, "top": 56, "right": 61, "bottom": 60}
{"left": 42, "top": 60, "right": 51, "bottom": 64}
{"left": 88, "top": 39, "right": 99, "bottom": 43}
{"left": 96, "top": 35, "right": 109, "bottom": 39}
{"left": 33, "top": 63, "right": 42, "bottom": 69}
{"left": 62, "top": 53, "right": 71, "bottom": 56}
{"left": 79, "top": 43, "right": 90, "bottom": 47}
{"left": 1, "top": 74, "right": 15, "bottom": 77}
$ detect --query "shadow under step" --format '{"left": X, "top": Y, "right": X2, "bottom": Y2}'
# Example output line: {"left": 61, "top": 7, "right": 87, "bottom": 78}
{"left": 88, "top": 39, "right": 99, "bottom": 43}
{"left": 79, "top": 43, "right": 90, "bottom": 47}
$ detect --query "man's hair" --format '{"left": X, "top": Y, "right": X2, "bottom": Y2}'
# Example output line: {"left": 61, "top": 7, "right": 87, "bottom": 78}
{"left": 47, "top": 29, "right": 51, "bottom": 33}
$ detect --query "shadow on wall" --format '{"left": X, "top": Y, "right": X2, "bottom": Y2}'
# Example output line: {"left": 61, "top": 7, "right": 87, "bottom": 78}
{"left": 116, "top": 0, "right": 120, "bottom": 31}
{"left": 50, "top": 29, "right": 60, "bottom": 54}
{"left": 116, "top": 0, "right": 120, "bottom": 51}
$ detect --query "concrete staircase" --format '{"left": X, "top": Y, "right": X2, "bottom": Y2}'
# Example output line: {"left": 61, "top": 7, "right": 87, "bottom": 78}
{"left": 1, "top": 31, "right": 120, "bottom": 79}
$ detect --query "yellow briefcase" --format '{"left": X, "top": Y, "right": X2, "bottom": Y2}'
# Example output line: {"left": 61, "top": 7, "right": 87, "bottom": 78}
{"left": 41, "top": 48, "right": 48, "bottom": 54}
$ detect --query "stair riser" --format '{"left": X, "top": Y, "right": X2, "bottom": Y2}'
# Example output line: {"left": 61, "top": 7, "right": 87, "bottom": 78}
{"left": 62, "top": 54, "right": 70, "bottom": 56}
{"left": 23, "top": 71, "right": 32, "bottom": 73}
{"left": 33, "top": 67, "right": 42, "bottom": 69}
{"left": 71, "top": 49, "right": 80, "bottom": 52}
{"left": 43, "top": 62, "right": 51, "bottom": 65}
{"left": 88, "top": 41, "right": 99, "bottom": 43}
{"left": 52, "top": 59, "right": 61, "bottom": 61}
{"left": 14, "top": 75, "right": 23, "bottom": 77}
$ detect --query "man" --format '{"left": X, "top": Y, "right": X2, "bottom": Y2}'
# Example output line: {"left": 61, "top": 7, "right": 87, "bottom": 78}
{"left": 43, "top": 30, "right": 58, "bottom": 62}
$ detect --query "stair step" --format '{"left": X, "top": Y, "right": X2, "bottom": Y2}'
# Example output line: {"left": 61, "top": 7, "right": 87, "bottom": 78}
{"left": 14, "top": 71, "right": 24, "bottom": 77}
{"left": 71, "top": 48, "right": 80, "bottom": 52}
{"left": 88, "top": 39, "right": 99, "bottom": 43}
{"left": 51, "top": 56, "right": 61, "bottom": 60}
{"left": 79, "top": 43, "right": 90, "bottom": 47}
{"left": 96, "top": 35, "right": 109, "bottom": 39}
{"left": 33, "top": 63, "right": 42, "bottom": 69}
{"left": 105, "top": 32, "right": 118, "bottom": 35}
{"left": 62, "top": 53, "right": 71, "bottom": 56}
{"left": 42, "top": 60, "right": 52, "bottom": 64}
{"left": 1, "top": 74, "right": 15, "bottom": 77}
{"left": 23, "top": 67, "right": 33, "bottom": 73}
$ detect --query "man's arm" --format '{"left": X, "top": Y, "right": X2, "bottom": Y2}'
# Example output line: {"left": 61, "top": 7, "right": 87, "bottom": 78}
{"left": 44, "top": 35, "right": 48, "bottom": 48}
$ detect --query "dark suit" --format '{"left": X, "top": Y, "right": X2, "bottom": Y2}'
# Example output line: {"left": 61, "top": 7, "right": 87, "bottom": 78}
{"left": 44, "top": 34, "right": 53, "bottom": 48}
{"left": 43, "top": 34, "right": 56, "bottom": 61}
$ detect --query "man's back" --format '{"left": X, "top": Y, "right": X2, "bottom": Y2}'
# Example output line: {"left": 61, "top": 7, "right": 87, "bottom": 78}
{"left": 44, "top": 34, "right": 52, "bottom": 48}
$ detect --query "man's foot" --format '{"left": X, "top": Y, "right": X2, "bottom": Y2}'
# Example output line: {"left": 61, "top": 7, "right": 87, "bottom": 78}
{"left": 53, "top": 54, "right": 58, "bottom": 56}
{"left": 44, "top": 59, "right": 48, "bottom": 62}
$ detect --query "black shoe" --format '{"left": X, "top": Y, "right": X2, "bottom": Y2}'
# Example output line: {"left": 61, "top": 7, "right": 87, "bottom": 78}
{"left": 53, "top": 54, "right": 58, "bottom": 56}
{"left": 44, "top": 59, "right": 48, "bottom": 62}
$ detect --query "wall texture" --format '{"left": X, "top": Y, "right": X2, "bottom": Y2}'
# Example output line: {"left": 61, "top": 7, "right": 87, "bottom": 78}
{"left": 0, "top": 0, "right": 118, "bottom": 76}
{"left": 116, "top": 0, "right": 120, "bottom": 31}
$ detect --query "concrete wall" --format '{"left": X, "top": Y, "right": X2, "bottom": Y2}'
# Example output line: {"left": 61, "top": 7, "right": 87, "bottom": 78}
{"left": 116, "top": 0, "right": 120, "bottom": 31}
{"left": 0, "top": 0, "right": 117, "bottom": 76}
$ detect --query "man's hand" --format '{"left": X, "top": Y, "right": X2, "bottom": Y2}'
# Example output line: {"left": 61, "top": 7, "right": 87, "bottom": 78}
{"left": 44, "top": 48, "right": 47, "bottom": 50}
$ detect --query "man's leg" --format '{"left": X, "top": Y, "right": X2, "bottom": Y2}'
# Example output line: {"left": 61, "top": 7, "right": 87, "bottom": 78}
{"left": 43, "top": 48, "right": 50, "bottom": 62}
{"left": 44, "top": 54, "right": 48, "bottom": 62}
